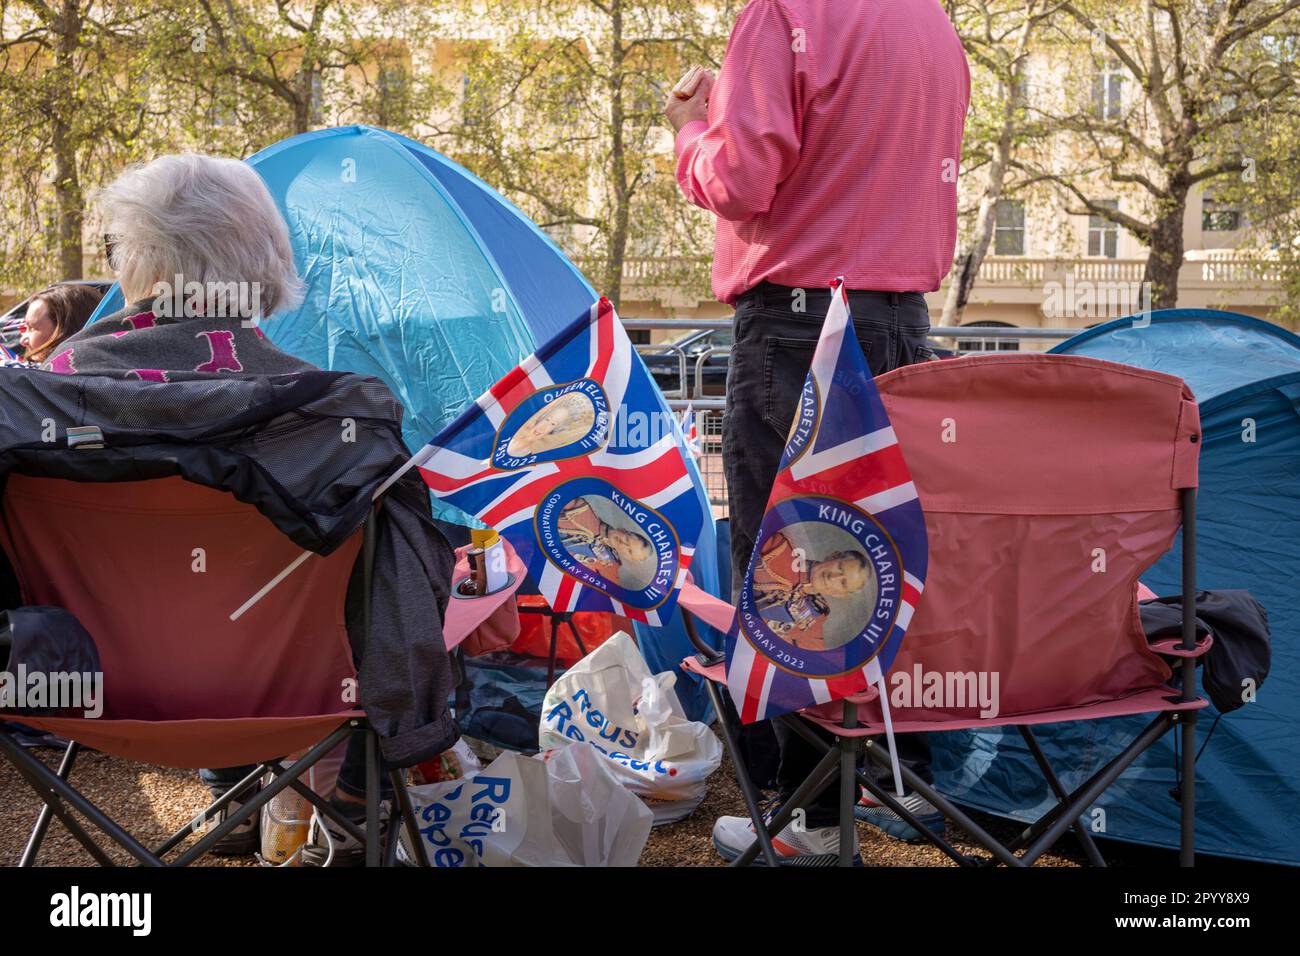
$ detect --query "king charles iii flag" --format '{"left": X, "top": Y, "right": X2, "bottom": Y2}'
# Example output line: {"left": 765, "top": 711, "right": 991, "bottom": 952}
{"left": 725, "top": 279, "right": 929, "bottom": 722}
{"left": 403, "top": 297, "right": 704, "bottom": 626}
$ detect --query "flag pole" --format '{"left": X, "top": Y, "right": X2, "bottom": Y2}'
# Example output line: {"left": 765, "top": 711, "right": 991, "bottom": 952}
{"left": 867, "top": 658, "right": 905, "bottom": 797}
{"left": 229, "top": 444, "right": 437, "bottom": 621}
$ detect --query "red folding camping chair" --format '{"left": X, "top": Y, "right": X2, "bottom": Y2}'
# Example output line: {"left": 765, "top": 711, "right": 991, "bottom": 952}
{"left": 679, "top": 353, "right": 1209, "bottom": 867}
{"left": 0, "top": 474, "right": 431, "bottom": 867}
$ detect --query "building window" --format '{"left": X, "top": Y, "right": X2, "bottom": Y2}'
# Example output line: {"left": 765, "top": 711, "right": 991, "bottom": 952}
{"left": 1011, "top": 64, "right": 1029, "bottom": 109}
{"left": 994, "top": 199, "right": 1025, "bottom": 255}
{"left": 376, "top": 63, "right": 409, "bottom": 127}
{"left": 461, "top": 72, "right": 489, "bottom": 125}
{"left": 309, "top": 73, "right": 324, "bottom": 126}
{"left": 379, "top": 65, "right": 407, "bottom": 101}
{"left": 1202, "top": 193, "right": 1241, "bottom": 232}
{"left": 633, "top": 77, "right": 668, "bottom": 116}
{"left": 1092, "top": 57, "right": 1123, "bottom": 120}
{"left": 956, "top": 321, "right": 1021, "bottom": 353}
{"left": 1088, "top": 199, "right": 1119, "bottom": 258}
{"left": 205, "top": 102, "right": 237, "bottom": 128}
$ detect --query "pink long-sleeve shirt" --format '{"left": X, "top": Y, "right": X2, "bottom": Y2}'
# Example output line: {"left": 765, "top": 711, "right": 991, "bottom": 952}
{"left": 675, "top": 0, "right": 971, "bottom": 305}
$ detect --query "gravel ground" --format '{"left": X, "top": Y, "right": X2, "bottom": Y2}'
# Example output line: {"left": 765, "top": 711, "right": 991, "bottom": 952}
{"left": 0, "top": 745, "right": 257, "bottom": 867}
{"left": 1, "top": 737, "right": 1094, "bottom": 868}
{"left": 637, "top": 747, "right": 1083, "bottom": 867}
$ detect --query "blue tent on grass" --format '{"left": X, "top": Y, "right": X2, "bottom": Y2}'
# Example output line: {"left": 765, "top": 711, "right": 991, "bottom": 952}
{"left": 931, "top": 308, "right": 1300, "bottom": 865}
{"left": 87, "top": 125, "right": 723, "bottom": 718}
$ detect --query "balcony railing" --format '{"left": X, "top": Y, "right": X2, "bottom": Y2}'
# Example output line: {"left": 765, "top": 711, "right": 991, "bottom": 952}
{"left": 578, "top": 254, "right": 1294, "bottom": 295}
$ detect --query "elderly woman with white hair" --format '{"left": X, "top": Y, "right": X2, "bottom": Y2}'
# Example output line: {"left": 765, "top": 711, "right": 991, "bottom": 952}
{"left": 42, "top": 154, "right": 307, "bottom": 379}
{"left": 42, "top": 154, "right": 438, "bottom": 867}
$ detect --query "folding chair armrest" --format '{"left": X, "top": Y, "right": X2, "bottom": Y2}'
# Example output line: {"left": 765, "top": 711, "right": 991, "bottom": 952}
{"left": 1150, "top": 633, "right": 1213, "bottom": 658}
{"left": 681, "top": 608, "right": 724, "bottom": 667}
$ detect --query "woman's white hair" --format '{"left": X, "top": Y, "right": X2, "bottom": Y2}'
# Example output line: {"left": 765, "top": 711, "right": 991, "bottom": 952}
{"left": 98, "top": 153, "right": 304, "bottom": 318}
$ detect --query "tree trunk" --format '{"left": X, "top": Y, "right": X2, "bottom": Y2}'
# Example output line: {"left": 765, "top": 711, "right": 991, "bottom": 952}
{"left": 293, "top": 68, "right": 315, "bottom": 134}
{"left": 51, "top": 119, "right": 83, "bottom": 281}
{"left": 52, "top": 0, "right": 84, "bottom": 280}
{"left": 1143, "top": 176, "right": 1189, "bottom": 310}
{"left": 942, "top": 111, "right": 1014, "bottom": 326}
{"left": 940, "top": 13, "right": 1034, "bottom": 326}
{"left": 941, "top": 196, "right": 996, "bottom": 328}
{"left": 606, "top": 1, "right": 638, "bottom": 336}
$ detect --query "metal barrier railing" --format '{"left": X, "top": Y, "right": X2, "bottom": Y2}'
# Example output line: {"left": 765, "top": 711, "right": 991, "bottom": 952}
{"left": 624, "top": 318, "right": 1086, "bottom": 338}
{"left": 623, "top": 319, "right": 1085, "bottom": 514}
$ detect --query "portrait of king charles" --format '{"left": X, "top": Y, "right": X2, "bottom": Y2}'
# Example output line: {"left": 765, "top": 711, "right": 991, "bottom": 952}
{"left": 752, "top": 530, "right": 872, "bottom": 651}
{"left": 556, "top": 495, "right": 654, "bottom": 589}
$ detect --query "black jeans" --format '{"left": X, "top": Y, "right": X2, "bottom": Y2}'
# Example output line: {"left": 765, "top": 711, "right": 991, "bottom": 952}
{"left": 723, "top": 281, "right": 934, "bottom": 828}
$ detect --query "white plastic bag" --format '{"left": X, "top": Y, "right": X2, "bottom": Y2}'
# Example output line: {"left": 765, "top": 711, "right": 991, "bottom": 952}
{"left": 540, "top": 631, "right": 722, "bottom": 824}
{"left": 403, "top": 742, "right": 652, "bottom": 867}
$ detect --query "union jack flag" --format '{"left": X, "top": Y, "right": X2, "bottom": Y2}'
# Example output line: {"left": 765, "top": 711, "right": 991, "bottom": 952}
{"left": 680, "top": 403, "right": 702, "bottom": 460}
{"left": 410, "top": 297, "right": 705, "bottom": 626}
{"left": 725, "top": 279, "right": 929, "bottom": 723}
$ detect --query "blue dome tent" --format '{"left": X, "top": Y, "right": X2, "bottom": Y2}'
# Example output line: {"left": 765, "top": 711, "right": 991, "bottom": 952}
{"left": 932, "top": 309, "right": 1300, "bottom": 865}
{"left": 254, "top": 125, "right": 588, "bottom": 448}
{"left": 87, "top": 125, "right": 722, "bottom": 717}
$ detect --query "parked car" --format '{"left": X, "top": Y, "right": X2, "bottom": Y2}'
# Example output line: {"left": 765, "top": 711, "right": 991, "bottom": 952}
{"left": 639, "top": 323, "right": 952, "bottom": 398}
{"left": 0, "top": 280, "right": 115, "bottom": 357}
{"left": 641, "top": 326, "right": 732, "bottom": 397}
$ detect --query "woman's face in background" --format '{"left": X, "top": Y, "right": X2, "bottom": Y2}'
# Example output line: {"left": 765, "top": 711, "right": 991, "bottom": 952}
{"left": 18, "top": 299, "right": 54, "bottom": 354}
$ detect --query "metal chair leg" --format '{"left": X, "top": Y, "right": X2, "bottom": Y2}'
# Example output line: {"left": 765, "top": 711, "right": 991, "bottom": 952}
{"left": 1017, "top": 713, "right": 1174, "bottom": 865}
{"left": 702, "top": 678, "right": 780, "bottom": 867}
{"left": 1180, "top": 709, "right": 1197, "bottom": 867}
{"left": 838, "top": 702, "right": 858, "bottom": 867}
{"left": 154, "top": 763, "right": 267, "bottom": 858}
{"left": 382, "top": 795, "right": 401, "bottom": 867}
{"left": 860, "top": 737, "right": 1026, "bottom": 867}
{"left": 20, "top": 740, "right": 80, "bottom": 867}
{"left": 172, "top": 722, "right": 353, "bottom": 866}
{"left": 391, "top": 768, "right": 431, "bottom": 867}
{"left": 1018, "top": 726, "right": 1107, "bottom": 866}
{"left": 546, "top": 614, "right": 560, "bottom": 687}
{"left": 0, "top": 732, "right": 160, "bottom": 866}
{"left": 365, "top": 727, "right": 381, "bottom": 868}
{"left": 566, "top": 615, "right": 588, "bottom": 659}
{"left": 781, "top": 716, "right": 973, "bottom": 866}
{"left": 1178, "top": 486, "right": 1197, "bottom": 867}
{"left": 734, "top": 743, "right": 842, "bottom": 867}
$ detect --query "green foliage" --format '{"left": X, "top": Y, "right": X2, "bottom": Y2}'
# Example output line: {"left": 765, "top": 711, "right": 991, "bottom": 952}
{"left": 3, "top": 0, "right": 1299, "bottom": 316}
{"left": 426, "top": 0, "right": 739, "bottom": 306}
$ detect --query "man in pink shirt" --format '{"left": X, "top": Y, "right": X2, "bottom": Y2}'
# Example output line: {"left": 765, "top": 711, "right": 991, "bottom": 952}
{"left": 666, "top": 0, "right": 969, "bottom": 865}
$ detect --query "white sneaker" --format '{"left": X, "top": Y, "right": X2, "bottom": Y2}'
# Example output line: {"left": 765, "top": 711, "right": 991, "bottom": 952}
{"left": 855, "top": 787, "right": 944, "bottom": 843}
{"left": 300, "top": 802, "right": 390, "bottom": 867}
{"left": 712, "top": 813, "right": 861, "bottom": 867}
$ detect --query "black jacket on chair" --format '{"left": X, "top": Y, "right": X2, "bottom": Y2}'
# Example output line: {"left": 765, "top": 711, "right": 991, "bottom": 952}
{"left": 1140, "top": 589, "right": 1270, "bottom": 713}
{"left": 0, "top": 366, "right": 457, "bottom": 766}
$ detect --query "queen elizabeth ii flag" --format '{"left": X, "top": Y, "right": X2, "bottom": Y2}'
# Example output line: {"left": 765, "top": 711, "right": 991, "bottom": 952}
{"left": 725, "top": 279, "right": 929, "bottom": 724}
{"left": 398, "top": 297, "right": 704, "bottom": 626}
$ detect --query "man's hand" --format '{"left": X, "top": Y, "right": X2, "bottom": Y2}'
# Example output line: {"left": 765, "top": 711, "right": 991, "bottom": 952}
{"left": 665, "top": 67, "right": 714, "bottom": 134}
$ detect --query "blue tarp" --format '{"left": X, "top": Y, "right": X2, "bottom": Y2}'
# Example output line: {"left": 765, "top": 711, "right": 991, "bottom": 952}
{"left": 87, "top": 125, "right": 723, "bottom": 717}
{"left": 932, "top": 309, "right": 1300, "bottom": 865}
